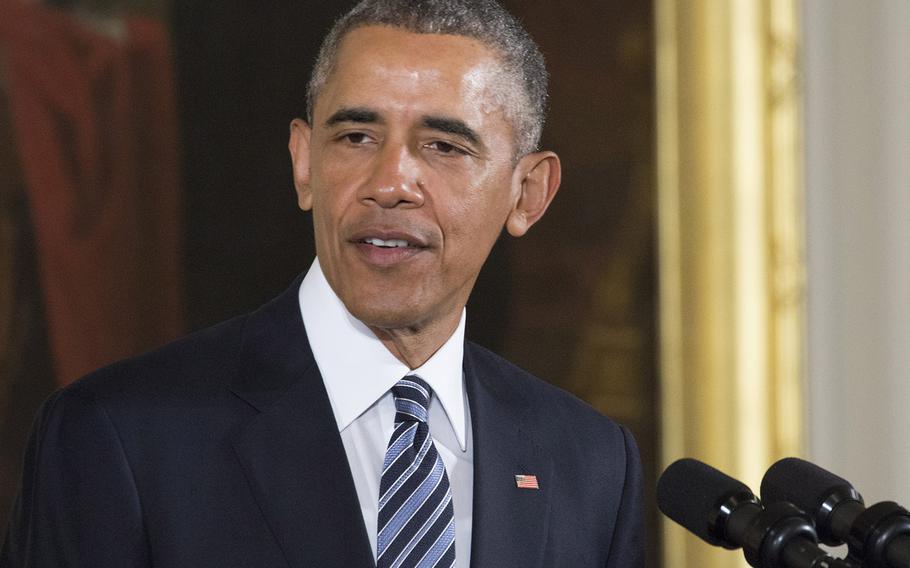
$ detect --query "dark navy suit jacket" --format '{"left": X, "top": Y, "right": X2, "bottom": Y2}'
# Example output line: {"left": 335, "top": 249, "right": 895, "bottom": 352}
{"left": 2, "top": 278, "right": 643, "bottom": 567}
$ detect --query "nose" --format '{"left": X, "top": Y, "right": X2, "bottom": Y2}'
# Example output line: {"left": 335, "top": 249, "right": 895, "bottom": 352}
{"left": 359, "top": 143, "right": 425, "bottom": 209}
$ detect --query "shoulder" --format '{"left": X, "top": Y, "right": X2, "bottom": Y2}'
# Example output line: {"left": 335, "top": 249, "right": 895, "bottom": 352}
{"left": 50, "top": 274, "right": 310, "bottom": 431}
{"left": 63, "top": 274, "right": 308, "bottom": 405}
{"left": 63, "top": 313, "right": 250, "bottom": 404}
{"left": 465, "top": 341, "right": 644, "bottom": 563}
{"left": 28, "top": 311, "right": 264, "bottom": 471}
{"left": 465, "top": 341, "right": 637, "bottom": 457}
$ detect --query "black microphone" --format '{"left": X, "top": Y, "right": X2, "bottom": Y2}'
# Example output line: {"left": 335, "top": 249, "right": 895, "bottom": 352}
{"left": 762, "top": 457, "right": 910, "bottom": 568}
{"left": 658, "top": 458, "right": 858, "bottom": 568}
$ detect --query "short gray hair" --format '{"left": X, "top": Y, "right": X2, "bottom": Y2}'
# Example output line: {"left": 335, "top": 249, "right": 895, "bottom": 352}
{"left": 305, "top": 0, "right": 548, "bottom": 157}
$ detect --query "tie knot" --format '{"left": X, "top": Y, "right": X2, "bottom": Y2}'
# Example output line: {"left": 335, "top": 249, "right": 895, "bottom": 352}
{"left": 391, "top": 375, "right": 432, "bottom": 423}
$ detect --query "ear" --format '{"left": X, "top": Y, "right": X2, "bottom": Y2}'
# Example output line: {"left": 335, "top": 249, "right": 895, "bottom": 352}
{"left": 288, "top": 118, "right": 314, "bottom": 211}
{"left": 505, "top": 151, "right": 562, "bottom": 237}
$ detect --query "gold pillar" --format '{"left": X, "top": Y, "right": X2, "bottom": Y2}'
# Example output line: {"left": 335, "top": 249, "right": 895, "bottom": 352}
{"left": 656, "top": 1, "right": 804, "bottom": 566}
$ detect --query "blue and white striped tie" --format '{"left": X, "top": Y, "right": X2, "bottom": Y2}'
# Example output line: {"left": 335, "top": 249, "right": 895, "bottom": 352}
{"left": 377, "top": 376, "right": 456, "bottom": 568}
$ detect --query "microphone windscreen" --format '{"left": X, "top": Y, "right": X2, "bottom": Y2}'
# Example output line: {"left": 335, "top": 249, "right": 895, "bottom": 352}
{"left": 760, "top": 457, "right": 853, "bottom": 515}
{"left": 657, "top": 458, "right": 754, "bottom": 546}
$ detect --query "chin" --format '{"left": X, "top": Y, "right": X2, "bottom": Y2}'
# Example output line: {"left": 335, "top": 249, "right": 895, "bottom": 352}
{"left": 343, "top": 295, "right": 427, "bottom": 332}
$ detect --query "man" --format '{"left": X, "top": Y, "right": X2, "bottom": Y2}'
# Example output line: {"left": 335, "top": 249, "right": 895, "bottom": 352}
{"left": 2, "top": 1, "right": 643, "bottom": 566}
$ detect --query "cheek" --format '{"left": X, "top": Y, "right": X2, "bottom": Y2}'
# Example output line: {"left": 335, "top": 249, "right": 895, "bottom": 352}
{"left": 438, "top": 177, "right": 513, "bottom": 259}
{"left": 319, "top": 152, "right": 362, "bottom": 187}
{"left": 311, "top": 137, "right": 373, "bottom": 193}
{"left": 309, "top": 155, "right": 362, "bottom": 228}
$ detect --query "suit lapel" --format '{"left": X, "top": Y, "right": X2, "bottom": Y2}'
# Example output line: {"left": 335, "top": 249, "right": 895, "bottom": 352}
{"left": 466, "top": 344, "right": 552, "bottom": 568}
{"left": 229, "top": 280, "right": 374, "bottom": 568}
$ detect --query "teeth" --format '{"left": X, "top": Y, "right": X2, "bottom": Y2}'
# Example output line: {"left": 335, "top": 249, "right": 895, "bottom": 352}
{"left": 365, "top": 238, "right": 411, "bottom": 248}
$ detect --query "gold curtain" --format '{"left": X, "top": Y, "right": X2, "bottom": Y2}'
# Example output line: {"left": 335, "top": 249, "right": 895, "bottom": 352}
{"left": 656, "top": 1, "right": 804, "bottom": 566}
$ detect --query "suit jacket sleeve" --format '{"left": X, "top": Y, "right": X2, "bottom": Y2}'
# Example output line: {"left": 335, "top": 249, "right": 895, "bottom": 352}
{"left": 606, "top": 424, "right": 644, "bottom": 567}
{"left": 2, "top": 388, "right": 149, "bottom": 567}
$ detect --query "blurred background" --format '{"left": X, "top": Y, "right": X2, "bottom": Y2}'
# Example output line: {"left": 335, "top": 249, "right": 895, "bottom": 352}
{"left": 0, "top": 1, "right": 907, "bottom": 567}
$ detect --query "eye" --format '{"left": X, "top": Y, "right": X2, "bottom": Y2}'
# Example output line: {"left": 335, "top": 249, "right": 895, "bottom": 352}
{"left": 426, "top": 140, "right": 467, "bottom": 155}
{"left": 341, "top": 132, "right": 373, "bottom": 145}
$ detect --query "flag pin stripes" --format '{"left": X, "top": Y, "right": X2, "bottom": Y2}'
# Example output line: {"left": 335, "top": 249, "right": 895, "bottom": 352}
{"left": 514, "top": 474, "right": 539, "bottom": 489}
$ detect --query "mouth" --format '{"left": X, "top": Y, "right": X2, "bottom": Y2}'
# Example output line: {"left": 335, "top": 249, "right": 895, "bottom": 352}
{"left": 349, "top": 229, "right": 431, "bottom": 266}
{"left": 360, "top": 237, "right": 420, "bottom": 249}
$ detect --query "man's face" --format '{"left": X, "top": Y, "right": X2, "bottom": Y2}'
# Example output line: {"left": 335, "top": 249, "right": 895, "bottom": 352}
{"left": 290, "top": 26, "right": 554, "bottom": 335}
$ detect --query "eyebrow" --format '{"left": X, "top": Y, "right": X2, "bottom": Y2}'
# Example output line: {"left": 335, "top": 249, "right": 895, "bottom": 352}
{"left": 422, "top": 116, "right": 481, "bottom": 146}
{"left": 324, "top": 108, "right": 482, "bottom": 147}
{"left": 324, "top": 107, "right": 382, "bottom": 127}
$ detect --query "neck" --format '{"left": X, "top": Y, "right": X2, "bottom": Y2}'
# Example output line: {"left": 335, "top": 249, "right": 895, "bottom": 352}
{"left": 369, "top": 312, "right": 462, "bottom": 369}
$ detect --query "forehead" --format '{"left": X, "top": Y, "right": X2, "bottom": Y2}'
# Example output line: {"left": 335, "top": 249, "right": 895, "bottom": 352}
{"left": 314, "top": 25, "right": 512, "bottom": 126}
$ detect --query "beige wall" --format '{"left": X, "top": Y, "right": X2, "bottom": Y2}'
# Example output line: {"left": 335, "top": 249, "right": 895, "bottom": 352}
{"left": 804, "top": 0, "right": 910, "bottom": 505}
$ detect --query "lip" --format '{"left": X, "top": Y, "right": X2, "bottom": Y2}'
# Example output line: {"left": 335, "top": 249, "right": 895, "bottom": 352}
{"left": 348, "top": 228, "right": 431, "bottom": 249}
{"left": 347, "top": 227, "right": 433, "bottom": 267}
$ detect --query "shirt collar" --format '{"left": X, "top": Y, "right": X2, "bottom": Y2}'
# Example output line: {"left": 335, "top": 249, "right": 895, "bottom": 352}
{"left": 298, "top": 258, "right": 468, "bottom": 451}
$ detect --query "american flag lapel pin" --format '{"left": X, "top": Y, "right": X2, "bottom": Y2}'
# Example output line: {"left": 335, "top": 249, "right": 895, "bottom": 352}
{"left": 514, "top": 474, "right": 539, "bottom": 490}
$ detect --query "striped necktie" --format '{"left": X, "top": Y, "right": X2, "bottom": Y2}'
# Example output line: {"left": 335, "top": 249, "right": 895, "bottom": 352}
{"left": 377, "top": 376, "right": 456, "bottom": 568}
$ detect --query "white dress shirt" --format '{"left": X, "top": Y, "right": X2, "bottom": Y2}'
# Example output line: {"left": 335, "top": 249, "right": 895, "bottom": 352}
{"left": 299, "top": 259, "right": 474, "bottom": 566}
